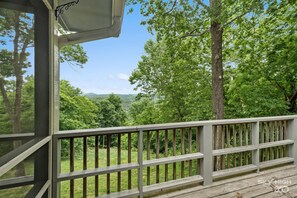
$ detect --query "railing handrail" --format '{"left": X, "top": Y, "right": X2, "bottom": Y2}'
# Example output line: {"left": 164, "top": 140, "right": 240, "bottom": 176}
{"left": 52, "top": 115, "right": 297, "bottom": 198}
{"left": 55, "top": 115, "right": 297, "bottom": 138}
{"left": 0, "top": 133, "right": 34, "bottom": 141}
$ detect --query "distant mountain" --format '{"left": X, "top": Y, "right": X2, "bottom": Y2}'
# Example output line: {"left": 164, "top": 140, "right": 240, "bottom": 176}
{"left": 85, "top": 93, "right": 136, "bottom": 111}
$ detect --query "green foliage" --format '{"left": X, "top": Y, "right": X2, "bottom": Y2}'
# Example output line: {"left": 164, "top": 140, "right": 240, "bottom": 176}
{"left": 225, "top": 1, "right": 297, "bottom": 117}
{"left": 127, "top": 0, "right": 296, "bottom": 125}
{"left": 60, "top": 80, "right": 98, "bottom": 130}
{"left": 86, "top": 93, "right": 136, "bottom": 111}
{"left": 20, "top": 76, "right": 34, "bottom": 132}
{"left": 129, "top": 38, "right": 213, "bottom": 123}
{"left": 92, "top": 94, "right": 127, "bottom": 147}
{"left": 129, "top": 96, "right": 161, "bottom": 125}
{"left": 59, "top": 80, "right": 98, "bottom": 156}
{"left": 60, "top": 44, "right": 88, "bottom": 68}
{"left": 225, "top": 68, "right": 288, "bottom": 118}
{"left": 94, "top": 94, "right": 127, "bottom": 128}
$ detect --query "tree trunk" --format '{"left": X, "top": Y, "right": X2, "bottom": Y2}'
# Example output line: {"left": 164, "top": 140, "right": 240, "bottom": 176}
{"left": 12, "top": 11, "right": 25, "bottom": 177}
{"left": 13, "top": 119, "right": 25, "bottom": 176}
{"left": 210, "top": 0, "right": 224, "bottom": 171}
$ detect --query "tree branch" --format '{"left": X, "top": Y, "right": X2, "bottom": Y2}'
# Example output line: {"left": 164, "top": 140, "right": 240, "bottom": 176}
{"left": 273, "top": 80, "right": 289, "bottom": 100}
{"left": 13, "top": 12, "right": 20, "bottom": 72}
{"left": 222, "top": 5, "right": 256, "bottom": 28}
{"left": 290, "top": 90, "right": 297, "bottom": 103}
{"left": 179, "top": 28, "right": 210, "bottom": 39}
{"left": 289, "top": 83, "right": 297, "bottom": 102}
{"left": 164, "top": 0, "right": 178, "bottom": 15}
{"left": 195, "top": 0, "right": 210, "bottom": 12}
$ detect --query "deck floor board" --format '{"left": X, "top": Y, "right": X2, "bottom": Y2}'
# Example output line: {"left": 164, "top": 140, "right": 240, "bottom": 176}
{"left": 154, "top": 165, "right": 297, "bottom": 198}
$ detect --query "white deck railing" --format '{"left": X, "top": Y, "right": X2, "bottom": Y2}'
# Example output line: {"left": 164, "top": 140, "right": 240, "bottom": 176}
{"left": 52, "top": 115, "right": 297, "bottom": 198}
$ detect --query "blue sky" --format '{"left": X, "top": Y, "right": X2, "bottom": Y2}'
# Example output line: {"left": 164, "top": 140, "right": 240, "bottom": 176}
{"left": 60, "top": 7, "right": 153, "bottom": 94}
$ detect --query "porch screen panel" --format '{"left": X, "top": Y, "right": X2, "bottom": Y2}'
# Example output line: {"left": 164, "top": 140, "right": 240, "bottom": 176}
{"left": 0, "top": 7, "right": 35, "bottom": 197}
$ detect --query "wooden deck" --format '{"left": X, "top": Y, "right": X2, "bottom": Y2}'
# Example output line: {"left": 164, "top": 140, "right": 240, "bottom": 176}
{"left": 155, "top": 165, "right": 297, "bottom": 198}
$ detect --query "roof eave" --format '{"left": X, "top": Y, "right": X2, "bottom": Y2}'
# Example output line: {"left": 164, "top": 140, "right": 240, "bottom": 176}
{"left": 58, "top": 16, "right": 122, "bottom": 48}
{"left": 58, "top": 0, "right": 125, "bottom": 47}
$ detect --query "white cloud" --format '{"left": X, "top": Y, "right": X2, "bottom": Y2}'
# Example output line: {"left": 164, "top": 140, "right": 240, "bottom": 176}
{"left": 117, "top": 73, "right": 129, "bottom": 81}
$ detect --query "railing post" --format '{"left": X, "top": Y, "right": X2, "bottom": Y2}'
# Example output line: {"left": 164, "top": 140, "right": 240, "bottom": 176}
{"left": 52, "top": 136, "right": 61, "bottom": 198}
{"left": 200, "top": 125, "right": 213, "bottom": 185}
{"left": 252, "top": 122, "right": 260, "bottom": 172}
{"left": 288, "top": 118, "right": 297, "bottom": 165}
{"left": 138, "top": 130, "right": 144, "bottom": 197}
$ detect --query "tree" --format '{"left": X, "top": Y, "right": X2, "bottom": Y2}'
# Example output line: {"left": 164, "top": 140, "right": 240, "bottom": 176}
{"left": 129, "top": 96, "right": 161, "bottom": 125}
{"left": 59, "top": 80, "right": 97, "bottom": 130}
{"left": 225, "top": 0, "right": 297, "bottom": 116}
{"left": 59, "top": 80, "right": 98, "bottom": 156}
{"left": 129, "top": 39, "right": 212, "bottom": 123}
{"left": 225, "top": 67, "right": 288, "bottom": 118}
{"left": 263, "top": 2, "right": 297, "bottom": 113}
{"left": 95, "top": 94, "right": 127, "bottom": 128}
{"left": 0, "top": 8, "right": 88, "bottom": 176}
{"left": 127, "top": 0, "right": 276, "bottom": 170}
{"left": 93, "top": 94, "right": 127, "bottom": 147}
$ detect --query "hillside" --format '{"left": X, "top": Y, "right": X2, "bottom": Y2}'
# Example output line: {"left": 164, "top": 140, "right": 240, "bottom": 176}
{"left": 85, "top": 93, "right": 136, "bottom": 111}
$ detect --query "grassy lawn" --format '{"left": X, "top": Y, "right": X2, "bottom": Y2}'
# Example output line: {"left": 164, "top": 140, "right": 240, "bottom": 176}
{"left": 0, "top": 148, "right": 199, "bottom": 198}
{"left": 60, "top": 148, "right": 139, "bottom": 197}
{"left": 60, "top": 147, "right": 199, "bottom": 197}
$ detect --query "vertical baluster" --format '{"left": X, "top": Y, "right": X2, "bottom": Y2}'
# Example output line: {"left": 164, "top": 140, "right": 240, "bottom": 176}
{"left": 213, "top": 126, "right": 216, "bottom": 150}
{"left": 196, "top": 127, "right": 200, "bottom": 175}
{"left": 280, "top": 121, "right": 284, "bottom": 158}
{"left": 232, "top": 125, "right": 237, "bottom": 167}
{"left": 265, "top": 122, "right": 269, "bottom": 161}
{"left": 156, "top": 130, "right": 160, "bottom": 183}
{"left": 284, "top": 120, "right": 288, "bottom": 157}
{"left": 70, "top": 138, "right": 74, "bottom": 198}
{"left": 164, "top": 130, "right": 168, "bottom": 182}
{"left": 249, "top": 124, "right": 252, "bottom": 162}
{"left": 243, "top": 123, "right": 249, "bottom": 165}
{"left": 260, "top": 122, "right": 264, "bottom": 162}
{"left": 226, "top": 125, "right": 230, "bottom": 169}
{"left": 147, "top": 131, "right": 151, "bottom": 185}
{"left": 83, "top": 137, "right": 87, "bottom": 198}
{"left": 138, "top": 131, "right": 144, "bottom": 198}
{"left": 262, "top": 122, "right": 265, "bottom": 160}
{"left": 173, "top": 129, "right": 177, "bottom": 180}
{"left": 239, "top": 124, "right": 242, "bottom": 166}
{"left": 189, "top": 128, "right": 192, "bottom": 176}
{"left": 181, "top": 128, "right": 185, "bottom": 178}
{"left": 270, "top": 122, "right": 274, "bottom": 160}
{"left": 107, "top": 134, "right": 111, "bottom": 194}
{"left": 275, "top": 121, "right": 279, "bottom": 159}
{"left": 128, "top": 133, "right": 132, "bottom": 189}
{"left": 213, "top": 126, "right": 216, "bottom": 170}
{"left": 249, "top": 124, "right": 252, "bottom": 163}
{"left": 221, "top": 125, "right": 225, "bottom": 170}
{"left": 95, "top": 136, "right": 99, "bottom": 197}
{"left": 117, "top": 134, "right": 121, "bottom": 191}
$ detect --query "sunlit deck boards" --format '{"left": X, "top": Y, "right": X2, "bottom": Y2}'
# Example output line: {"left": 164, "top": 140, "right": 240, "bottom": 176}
{"left": 155, "top": 165, "right": 297, "bottom": 198}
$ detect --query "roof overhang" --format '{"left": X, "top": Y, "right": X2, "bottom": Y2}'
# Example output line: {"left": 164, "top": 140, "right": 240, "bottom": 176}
{"left": 57, "top": 0, "right": 125, "bottom": 47}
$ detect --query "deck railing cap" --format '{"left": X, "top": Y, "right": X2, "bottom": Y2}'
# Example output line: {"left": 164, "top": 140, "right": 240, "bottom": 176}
{"left": 55, "top": 115, "right": 297, "bottom": 138}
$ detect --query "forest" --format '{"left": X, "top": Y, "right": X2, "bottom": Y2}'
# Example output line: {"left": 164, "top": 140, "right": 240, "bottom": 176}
{"left": 0, "top": 0, "right": 296, "bottom": 196}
